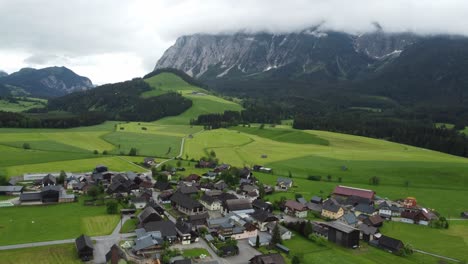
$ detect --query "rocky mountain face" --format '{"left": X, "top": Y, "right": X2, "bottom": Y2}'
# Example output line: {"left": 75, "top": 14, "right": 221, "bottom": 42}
{"left": 155, "top": 30, "right": 420, "bottom": 82}
{"left": 0, "top": 66, "right": 93, "bottom": 98}
{"left": 0, "top": 70, "right": 8, "bottom": 78}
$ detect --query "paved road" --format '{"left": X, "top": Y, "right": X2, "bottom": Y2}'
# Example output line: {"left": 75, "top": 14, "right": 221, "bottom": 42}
{"left": 414, "top": 249, "right": 461, "bottom": 263}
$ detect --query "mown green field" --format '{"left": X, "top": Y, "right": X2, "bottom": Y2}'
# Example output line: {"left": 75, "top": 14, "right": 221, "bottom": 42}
{"left": 0, "top": 197, "right": 119, "bottom": 245}
{"left": 144, "top": 73, "right": 243, "bottom": 125}
{"left": 0, "top": 244, "right": 82, "bottom": 264}
{"left": 0, "top": 97, "right": 46, "bottom": 112}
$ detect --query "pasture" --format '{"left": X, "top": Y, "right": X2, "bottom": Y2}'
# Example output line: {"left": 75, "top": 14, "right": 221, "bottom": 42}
{"left": 0, "top": 197, "right": 119, "bottom": 245}
{"left": 143, "top": 73, "right": 243, "bottom": 125}
{"left": 0, "top": 97, "right": 46, "bottom": 112}
{"left": 0, "top": 244, "right": 81, "bottom": 264}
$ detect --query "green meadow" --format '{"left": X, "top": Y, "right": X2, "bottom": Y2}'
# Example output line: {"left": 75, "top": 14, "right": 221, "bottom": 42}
{"left": 0, "top": 197, "right": 119, "bottom": 245}
{"left": 0, "top": 244, "right": 82, "bottom": 264}
{"left": 0, "top": 97, "right": 46, "bottom": 112}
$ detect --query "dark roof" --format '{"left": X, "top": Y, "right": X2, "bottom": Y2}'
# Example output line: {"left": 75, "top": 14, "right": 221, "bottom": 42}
{"left": 366, "top": 215, "right": 384, "bottom": 226}
{"left": 112, "top": 174, "right": 127, "bottom": 183}
{"left": 225, "top": 199, "right": 252, "bottom": 211}
{"left": 177, "top": 185, "right": 198, "bottom": 195}
{"left": 173, "top": 259, "right": 192, "bottom": 264}
{"left": 188, "top": 213, "right": 209, "bottom": 222}
{"left": 41, "top": 185, "right": 62, "bottom": 193}
{"left": 310, "top": 196, "right": 323, "bottom": 204}
{"left": 0, "top": 186, "right": 23, "bottom": 192}
{"left": 306, "top": 202, "right": 322, "bottom": 212}
{"left": 138, "top": 207, "right": 161, "bottom": 223}
{"left": 200, "top": 194, "right": 220, "bottom": 205}
{"left": 250, "top": 209, "right": 278, "bottom": 222}
{"left": 401, "top": 210, "right": 420, "bottom": 220}
{"left": 354, "top": 203, "right": 375, "bottom": 214}
{"left": 176, "top": 220, "right": 192, "bottom": 235}
{"left": 322, "top": 221, "right": 358, "bottom": 233}
{"left": 333, "top": 185, "right": 375, "bottom": 200}
{"left": 170, "top": 192, "right": 203, "bottom": 210}
{"left": 20, "top": 192, "right": 42, "bottom": 201}
{"left": 358, "top": 224, "right": 378, "bottom": 235}
{"left": 143, "top": 221, "right": 177, "bottom": 238}
{"left": 252, "top": 199, "right": 272, "bottom": 210}
{"left": 154, "top": 181, "right": 171, "bottom": 191}
{"left": 284, "top": 200, "right": 307, "bottom": 211}
{"left": 250, "top": 253, "right": 286, "bottom": 264}
{"left": 322, "top": 198, "right": 342, "bottom": 213}
{"left": 75, "top": 235, "right": 93, "bottom": 251}
{"left": 105, "top": 244, "right": 126, "bottom": 263}
{"left": 378, "top": 235, "right": 404, "bottom": 252}
{"left": 42, "top": 174, "right": 57, "bottom": 184}
{"left": 276, "top": 177, "right": 292, "bottom": 185}
{"left": 340, "top": 212, "right": 358, "bottom": 225}
{"left": 185, "top": 174, "right": 201, "bottom": 182}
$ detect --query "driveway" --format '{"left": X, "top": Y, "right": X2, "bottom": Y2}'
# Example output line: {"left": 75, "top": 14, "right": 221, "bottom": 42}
{"left": 223, "top": 239, "right": 261, "bottom": 264}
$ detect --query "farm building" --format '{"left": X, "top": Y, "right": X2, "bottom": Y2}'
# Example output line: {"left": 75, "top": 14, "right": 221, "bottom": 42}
{"left": 171, "top": 192, "right": 206, "bottom": 215}
{"left": 371, "top": 235, "right": 404, "bottom": 254}
{"left": 138, "top": 206, "right": 162, "bottom": 226}
{"left": 105, "top": 244, "right": 127, "bottom": 264}
{"left": 284, "top": 200, "right": 308, "bottom": 218}
{"left": 333, "top": 185, "right": 375, "bottom": 200}
{"left": 323, "top": 221, "right": 360, "bottom": 248}
{"left": 0, "top": 186, "right": 23, "bottom": 195}
{"left": 75, "top": 235, "right": 94, "bottom": 261}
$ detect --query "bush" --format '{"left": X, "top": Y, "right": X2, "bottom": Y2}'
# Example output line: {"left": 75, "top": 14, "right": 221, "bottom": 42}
{"left": 308, "top": 175, "right": 322, "bottom": 181}
{"left": 93, "top": 150, "right": 98, "bottom": 154}
{"left": 106, "top": 200, "right": 119, "bottom": 214}
{"left": 128, "top": 147, "right": 137, "bottom": 156}
{"left": 23, "top": 143, "right": 31, "bottom": 149}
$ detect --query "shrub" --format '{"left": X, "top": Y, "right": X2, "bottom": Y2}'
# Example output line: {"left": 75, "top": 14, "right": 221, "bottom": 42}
{"left": 23, "top": 143, "right": 31, "bottom": 149}
{"left": 308, "top": 175, "right": 322, "bottom": 181}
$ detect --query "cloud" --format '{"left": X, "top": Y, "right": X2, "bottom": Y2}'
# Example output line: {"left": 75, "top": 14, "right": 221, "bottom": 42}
{"left": 0, "top": 0, "right": 467, "bottom": 83}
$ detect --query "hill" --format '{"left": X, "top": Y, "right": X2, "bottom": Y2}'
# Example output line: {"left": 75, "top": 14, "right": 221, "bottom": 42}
{"left": 143, "top": 70, "right": 243, "bottom": 125}
{"left": 0, "top": 66, "right": 93, "bottom": 98}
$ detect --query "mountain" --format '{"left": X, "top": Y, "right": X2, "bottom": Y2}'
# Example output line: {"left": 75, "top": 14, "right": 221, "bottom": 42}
{"left": 0, "top": 70, "right": 7, "bottom": 78}
{"left": 0, "top": 66, "right": 93, "bottom": 98}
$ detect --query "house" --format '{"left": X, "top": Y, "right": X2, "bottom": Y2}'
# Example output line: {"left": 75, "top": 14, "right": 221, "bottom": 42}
{"left": 144, "top": 157, "right": 156, "bottom": 167}
{"left": 354, "top": 203, "right": 376, "bottom": 217}
{"left": 252, "top": 199, "right": 273, "bottom": 212}
{"left": 200, "top": 194, "right": 222, "bottom": 211}
{"left": 338, "top": 212, "right": 359, "bottom": 227}
{"left": 214, "top": 164, "right": 231, "bottom": 173}
{"left": 358, "top": 224, "right": 379, "bottom": 242}
{"left": 311, "top": 196, "right": 323, "bottom": 204}
{"left": 276, "top": 177, "right": 293, "bottom": 190}
{"left": 284, "top": 200, "right": 308, "bottom": 218}
{"left": 0, "top": 186, "right": 23, "bottom": 195}
{"left": 138, "top": 207, "right": 162, "bottom": 226}
{"left": 403, "top": 197, "right": 417, "bottom": 208}
{"left": 223, "top": 199, "right": 254, "bottom": 214}
{"left": 177, "top": 184, "right": 199, "bottom": 196}
{"left": 42, "top": 174, "right": 57, "bottom": 186}
{"left": 250, "top": 209, "right": 278, "bottom": 231}
{"left": 214, "top": 180, "right": 228, "bottom": 190}
{"left": 188, "top": 213, "right": 209, "bottom": 227}
{"left": 249, "top": 253, "right": 286, "bottom": 264}
{"left": 333, "top": 185, "right": 375, "bottom": 200}
{"left": 158, "top": 190, "right": 173, "bottom": 204}
{"left": 202, "top": 171, "right": 218, "bottom": 180}
{"left": 364, "top": 215, "right": 384, "bottom": 227}
{"left": 401, "top": 209, "right": 434, "bottom": 226}
{"left": 131, "top": 197, "right": 147, "bottom": 209}
{"left": 378, "top": 202, "right": 393, "bottom": 219}
{"left": 266, "top": 222, "right": 292, "bottom": 240}
{"left": 175, "top": 219, "right": 193, "bottom": 245}
{"left": 143, "top": 220, "right": 177, "bottom": 243}
{"left": 253, "top": 165, "right": 272, "bottom": 174}
{"left": 321, "top": 198, "right": 344, "bottom": 219}
{"left": 184, "top": 174, "right": 201, "bottom": 183}
{"left": 323, "top": 221, "right": 360, "bottom": 248}
{"left": 373, "top": 235, "right": 404, "bottom": 254}
{"left": 105, "top": 244, "right": 127, "bottom": 264}
{"left": 154, "top": 181, "right": 172, "bottom": 191}
{"left": 199, "top": 182, "right": 215, "bottom": 191}
{"left": 75, "top": 235, "right": 94, "bottom": 261}
{"left": 171, "top": 192, "right": 206, "bottom": 215}
{"left": 133, "top": 229, "right": 163, "bottom": 254}
{"left": 139, "top": 188, "right": 153, "bottom": 202}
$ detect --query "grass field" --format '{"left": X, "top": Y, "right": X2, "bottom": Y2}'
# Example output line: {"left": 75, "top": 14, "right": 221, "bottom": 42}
{"left": 143, "top": 73, "right": 243, "bottom": 125}
{"left": 380, "top": 221, "right": 468, "bottom": 261}
{"left": 0, "top": 244, "right": 81, "bottom": 264}
{"left": 0, "top": 97, "right": 46, "bottom": 112}
{"left": 182, "top": 248, "right": 211, "bottom": 258}
{"left": 0, "top": 198, "right": 118, "bottom": 245}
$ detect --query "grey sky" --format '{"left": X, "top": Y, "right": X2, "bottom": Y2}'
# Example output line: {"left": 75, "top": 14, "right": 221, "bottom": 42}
{"left": 0, "top": 0, "right": 467, "bottom": 84}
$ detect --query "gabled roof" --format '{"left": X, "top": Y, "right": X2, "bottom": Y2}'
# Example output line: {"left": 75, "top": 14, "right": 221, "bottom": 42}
{"left": 366, "top": 215, "right": 384, "bottom": 226}
{"left": 42, "top": 174, "right": 57, "bottom": 184}
{"left": 19, "top": 192, "right": 42, "bottom": 201}
{"left": 340, "top": 212, "right": 358, "bottom": 225}
{"left": 225, "top": 199, "right": 252, "bottom": 211}
{"left": 322, "top": 221, "right": 358, "bottom": 233}
{"left": 171, "top": 192, "right": 203, "bottom": 210}
{"left": 354, "top": 203, "right": 375, "bottom": 214}
{"left": 177, "top": 184, "right": 198, "bottom": 195}
{"left": 105, "top": 244, "right": 126, "bottom": 263}
{"left": 75, "top": 235, "right": 93, "bottom": 251}
{"left": 322, "top": 198, "right": 342, "bottom": 213}
{"left": 138, "top": 207, "right": 161, "bottom": 223}
{"left": 276, "top": 177, "right": 292, "bottom": 185}
{"left": 296, "top": 197, "right": 307, "bottom": 205}
{"left": 250, "top": 209, "right": 278, "bottom": 223}
{"left": 310, "top": 196, "right": 323, "bottom": 204}
{"left": 41, "top": 185, "right": 62, "bottom": 193}
{"left": 185, "top": 174, "right": 201, "bottom": 182}
{"left": 154, "top": 181, "right": 171, "bottom": 191}
{"left": 333, "top": 185, "right": 375, "bottom": 200}
{"left": 0, "top": 186, "right": 23, "bottom": 192}
{"left": 358, "top": 224, "right": 378, "bottom": 235}
{"left": 284, "top": 200, "right": 307, "bottom": 211}
{"left": 144, "top": 220, "right": 177, "bottom": 238}
{"left": 175, "top": 220, "right": 192, "bottom": 235}
{"left": 252, "top": 199, "right": 272, "bottom": 211}
{"left": 378, "top": 235, "right": 404, "bottom": 251}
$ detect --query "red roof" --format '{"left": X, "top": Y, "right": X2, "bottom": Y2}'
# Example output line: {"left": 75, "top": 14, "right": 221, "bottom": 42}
{"left": 333, "top": 185, "right": 375, "bottom": 200}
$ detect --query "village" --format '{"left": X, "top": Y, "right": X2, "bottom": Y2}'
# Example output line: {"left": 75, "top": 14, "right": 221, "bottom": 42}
{"left": 0, "top": 156, "right": 461, "bottom": 264}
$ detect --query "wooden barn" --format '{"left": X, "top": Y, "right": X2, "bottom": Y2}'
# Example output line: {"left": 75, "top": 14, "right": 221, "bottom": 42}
{"left": 75, "top": 235, "right": 94, "bottom": 261}
{"left": 324, "top": 221, "right": 360, "bottom": 248}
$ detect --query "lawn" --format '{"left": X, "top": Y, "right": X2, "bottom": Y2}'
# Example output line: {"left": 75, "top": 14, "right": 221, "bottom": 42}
{"left": 143, "top": 73, "right": 243, "bottom": 125}
{"left": 0, "top": 243, "right": 81, "bottom": 264}
{"left": 182, "top": 248, "right": 211, "bottom": 258}
{"left": 4, "top": 156, "right": 146, "bottom": 176}
{"left": 0, "top": 97, "right": 46, "bottom": 112}
{"left": 0, "top": 198, "right": 119, "bottom": 245}
{"left": 103, "top": 131, "right": 182, "bottom": 158}
{"left": 230, "top": 126, "right": 330, "bottom": 145}
{"left": 380, "top": 221, "right": 468, "bottom": 261}
{"left": 120, "top": 218, "right": 138, "bottom": 233}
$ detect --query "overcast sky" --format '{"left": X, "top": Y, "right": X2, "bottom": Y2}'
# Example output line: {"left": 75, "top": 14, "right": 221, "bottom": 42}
{"left": 1, "top": 0, "right": 467, "bottom": 84}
